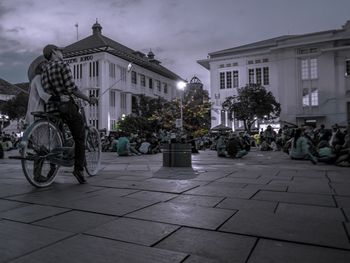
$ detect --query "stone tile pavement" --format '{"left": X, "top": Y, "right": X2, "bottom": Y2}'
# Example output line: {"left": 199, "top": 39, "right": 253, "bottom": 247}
{"left": 0, "top": 149, "right": 350, "bottom": 262}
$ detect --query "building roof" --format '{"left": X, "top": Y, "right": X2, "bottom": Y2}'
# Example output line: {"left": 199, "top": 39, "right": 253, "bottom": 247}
{"left": 14, "top": 82, "right": 30, "bottom": 94}
{"left": 63, "top": 22, "right": 183, "bottom": 81}
{"left": 198, "top": 20, "right": 350, "bottom": 70}
{"left": 0, "top": 78, "right": 25, "bottom": 97}
{"left": 209, "top": 35, "right": 295, "bottom": 57}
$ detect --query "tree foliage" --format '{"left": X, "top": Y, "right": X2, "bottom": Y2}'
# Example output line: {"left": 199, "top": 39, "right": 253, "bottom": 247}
{"left": 222, "top": 84, "right": 281, "bottom": 132}
{"left": 117, "top": 87, "right": 212, "bottom": 136}
{"left": 0, "top": 92, "right": 28, "bottom": 120}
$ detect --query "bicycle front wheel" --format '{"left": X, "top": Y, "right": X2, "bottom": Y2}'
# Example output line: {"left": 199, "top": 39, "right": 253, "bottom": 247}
{"left": 85, "top": 126, "right": 101, "bottom": 176}
{"left": 20, "top": 120, "right": 63, "bottom": 187}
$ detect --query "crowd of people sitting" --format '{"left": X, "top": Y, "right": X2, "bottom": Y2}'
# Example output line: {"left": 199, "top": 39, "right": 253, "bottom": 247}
{"left": 253, "top": 123, "right": 350, "bottom": 167}
{"left": 45, "top": 120, "right": 348, "bottom": 168}
{"left": 0, "top": 132, "right": 20, "bottom": 158}
{"left": 101, "top": 131, "right": 163, "bottom": 156}
{"left": 215, "top": 132, "right": 250, "bottom": 158}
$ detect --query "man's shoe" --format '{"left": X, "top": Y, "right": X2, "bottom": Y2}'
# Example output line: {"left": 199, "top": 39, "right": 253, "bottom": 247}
{"left": 73, "top": 170, "right": 86, "bottom": 184}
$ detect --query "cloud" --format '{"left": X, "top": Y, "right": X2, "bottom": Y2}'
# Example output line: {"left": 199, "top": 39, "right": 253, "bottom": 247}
{"left": 1, "top": 0, "right": 350, "bottom": 90}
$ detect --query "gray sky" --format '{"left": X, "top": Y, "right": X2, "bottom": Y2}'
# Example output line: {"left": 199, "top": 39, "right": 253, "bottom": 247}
{"left": 0, "top": 0, "right": 350, "bottom": 89}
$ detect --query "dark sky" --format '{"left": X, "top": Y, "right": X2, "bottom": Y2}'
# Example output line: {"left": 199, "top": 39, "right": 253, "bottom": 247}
{"left": 0, "top": 0, "right": 350, "bottom": 89}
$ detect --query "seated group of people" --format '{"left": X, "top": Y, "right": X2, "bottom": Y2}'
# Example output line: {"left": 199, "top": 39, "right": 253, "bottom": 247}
{"left": 216, "top": 133, "right": 249, "bottom": 158}
{"left": 104, "top": 132, "right": 161, "bottom": 157}
{"left": 285, "top": 124, "right": 350, "bottom": 166}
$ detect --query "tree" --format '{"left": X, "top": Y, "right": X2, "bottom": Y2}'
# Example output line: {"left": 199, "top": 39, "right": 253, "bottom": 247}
{"left": 151, "top": 87, "right": 212, "bottom": 136}
{"left": 182, "top": 87, "right": 212, "bottom": 136}
{"left": 117, "top": 86, "right": 211, "bottom": 136}
{"left": 0, "top": 92, "right": 28, "bottom": 120}
{"left": 222, "top": 84, "right": 281, "bottom": 132}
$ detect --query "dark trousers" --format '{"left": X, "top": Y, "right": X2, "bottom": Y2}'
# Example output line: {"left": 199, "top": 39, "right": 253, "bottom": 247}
{"left": 59, "top": 101, "right": 85, "bottom": 171}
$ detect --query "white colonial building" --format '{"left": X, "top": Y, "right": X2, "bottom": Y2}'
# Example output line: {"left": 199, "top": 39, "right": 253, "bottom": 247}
{"left": 198, "top": 20, "right": 350, "bottom": 129}
{"left": 62, "top": 21, "right": 183, "bottom": 132}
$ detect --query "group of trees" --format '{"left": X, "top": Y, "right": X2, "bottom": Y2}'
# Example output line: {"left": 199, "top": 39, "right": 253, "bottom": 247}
{"left": 0, "top": 92, "right": 28, "bottom": 130}
{"left": 117, "top": 87, "right": 212, "bottom": 137}
{"left": 0, "top": 82, "right": 281, "bottom": 135}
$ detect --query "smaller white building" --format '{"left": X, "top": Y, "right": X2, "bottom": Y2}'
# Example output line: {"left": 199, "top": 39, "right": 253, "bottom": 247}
{"left": 63, "top": 21, "right": 183, "bottom": 132}
{"left": 198, "top": 20, "right": 350, "bottom": 129}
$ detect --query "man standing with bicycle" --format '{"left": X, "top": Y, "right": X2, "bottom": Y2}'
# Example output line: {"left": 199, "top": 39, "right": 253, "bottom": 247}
{"left": 41, "top": 44, "right": 97, "bottom": 184}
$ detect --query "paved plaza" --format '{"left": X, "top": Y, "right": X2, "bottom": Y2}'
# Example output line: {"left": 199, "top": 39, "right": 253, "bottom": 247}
{"left": 0, "top": 148, "right": 350, "bottom": 262}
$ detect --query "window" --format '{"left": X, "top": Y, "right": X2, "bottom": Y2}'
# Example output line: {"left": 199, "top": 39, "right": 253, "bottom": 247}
{"left": 109, "top": 63, "right": 116, "bottom": 78}
{"left": 233, "top": 71, "right": 239, "bottom": 88}
{"left": 121, "top": 93, "right": 127, "bottom": 110}
{"left": 311, "top": 88, "right": 319, "bottom": 106}
{"left": 248, "top": 69, "right": 255, "bottom": 84}
{"left": 149, "top": 78, "right": 153, "bottom": 89}
{"left": 220, "top": 110, "right": 226, "bottom": 126}
{"left": 89, "top": 61, "right": 99, "bottom": 77}
{"left": 131, "top": 71, "right": 137, "bottom": 84}
{"left": 163, "top": 83, "right": 168, "bottom": 94}
{"left": 156, "top": 80, "right": 161, "bottom": 91}
{"left": 256, "top": 68, "right": 262, "bottom": 85}
{"left": 263, "top": 67, "right": 269, "bottom": 85}
{"left": 346, "top": 60, "right": 350, "bottom": 76}
{"left": 302, "top": 88, "right": 310, "bottom": 107}
{"left": 302, "top": 87, "right": 319, "bottom": 107}
{"left": 301, "top": 58, "right": 318, "bottom": 80}
{"left": 73, "top": 64, "right": 82, "bottom": 79}
{"left": 118, "top": 66, "right": 126, "bottom": 81}
{"left": 220, "top": 72, "right": 225, "bottom": 89}
{"left": 226, "top": 72, "right": 232, "bottom": 89}
{"left": 310, "top": 59, "right": 318, "bottom": 79}
{"left": 301, "top": 60, "right": 309, "bottom": 80}
{"left": 110, "top": 91, "right": 116, "bottom": 107}
{"left": 140, "top": 74, "right": 146, "bottom": 86}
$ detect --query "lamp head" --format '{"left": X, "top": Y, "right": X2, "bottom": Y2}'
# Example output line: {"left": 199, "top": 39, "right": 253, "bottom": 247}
{"left": 177, "top": 81, "right": 186, "bottom": 90}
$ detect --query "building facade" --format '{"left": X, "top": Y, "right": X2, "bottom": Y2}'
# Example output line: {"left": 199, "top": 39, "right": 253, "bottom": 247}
{"left": 62, "top": 21, "right": 183, "bottom": 132}
{"left": 198, "top": 20, "right": 350, "bottom": 129}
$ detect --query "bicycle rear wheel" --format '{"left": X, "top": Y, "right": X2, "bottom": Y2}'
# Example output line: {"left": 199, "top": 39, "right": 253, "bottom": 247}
{"left": 20, "top": 120, "right": 63, "bottom": 187}
{"left": 85, "top": 126, "right": 101, "bottom": 176}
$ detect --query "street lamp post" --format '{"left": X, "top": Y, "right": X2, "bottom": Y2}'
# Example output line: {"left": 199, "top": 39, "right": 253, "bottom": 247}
{"left": 176, "top": 81, "right": 187, "bottom": 131}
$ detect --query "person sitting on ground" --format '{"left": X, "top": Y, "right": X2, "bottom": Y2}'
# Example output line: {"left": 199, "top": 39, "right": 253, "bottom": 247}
{"left": 117, "top": 132, "right": 132, "bottom": 156}
{"left": 216, "top": 134, "right": 228, "bottom": 157}
{"left": 149, "top": 134, "right": 161, "bottom": 154}
{"left": 334, "top": 123, "right": 350, "bottom": 167}
{"left": 138, "top": 137, "right": 151, "bottom": 154}
{"left": 226, "top": 133, "right": 248, "bottom": 158}
{"left": 264, "top": 125, "right": 276, "bottom": 145}
{"left": 330, "top": 124, "right": 345, "bottom": 156}
{"left": 317, "top": 140, "right": 337, "bottom": 164}
{"left": 289, "top": 128, "right": 318, "bottom": 164}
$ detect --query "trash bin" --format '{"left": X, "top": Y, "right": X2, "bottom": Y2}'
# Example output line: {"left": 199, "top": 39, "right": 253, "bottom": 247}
{"left": 162, "top": 143, "right": 191, "bottom": 167}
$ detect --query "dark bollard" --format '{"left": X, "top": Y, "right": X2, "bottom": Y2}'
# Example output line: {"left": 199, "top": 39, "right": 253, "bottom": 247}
{"left": 162, "top": 143, "right": 192, "bottom": 167}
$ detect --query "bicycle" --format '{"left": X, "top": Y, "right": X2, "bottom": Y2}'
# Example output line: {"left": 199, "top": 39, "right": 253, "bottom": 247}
{"left": 12, "top": 99, "right": 101, "bottom": 188}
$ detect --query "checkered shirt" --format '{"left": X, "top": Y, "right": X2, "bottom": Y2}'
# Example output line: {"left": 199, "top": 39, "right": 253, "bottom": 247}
{"left": 41, "top": 60, "right": 78, "bottom": 112}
